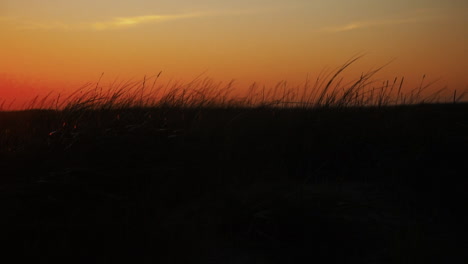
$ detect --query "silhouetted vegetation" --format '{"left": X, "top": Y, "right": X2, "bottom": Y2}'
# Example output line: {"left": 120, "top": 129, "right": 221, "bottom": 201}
{"left": 1, "top": 58, "right": 467, "bottom": 263}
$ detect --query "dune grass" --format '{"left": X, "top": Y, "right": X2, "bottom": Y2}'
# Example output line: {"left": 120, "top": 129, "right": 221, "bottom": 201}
{"left": 1, "top": 55, "right": 463, "bottom": 151}
{"left": 6, "top": 55, "right": 464, "bottom": 114}
{"left": 1, "top": 56, "right": 467, "bottom": 263}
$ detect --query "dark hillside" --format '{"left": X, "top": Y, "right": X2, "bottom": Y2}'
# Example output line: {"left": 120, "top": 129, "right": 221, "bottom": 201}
{"left": 1, "top": 103, "right": 467, "bottom": 263}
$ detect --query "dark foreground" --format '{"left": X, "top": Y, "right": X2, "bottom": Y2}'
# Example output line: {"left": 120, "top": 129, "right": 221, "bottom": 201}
{"left": 1, "top": 104, "right": 467, "bottom": 263}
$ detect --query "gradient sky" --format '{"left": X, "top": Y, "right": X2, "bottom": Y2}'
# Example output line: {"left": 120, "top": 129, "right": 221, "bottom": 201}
{"left": 1, "top": 0, "right": 467, "bottom": 108}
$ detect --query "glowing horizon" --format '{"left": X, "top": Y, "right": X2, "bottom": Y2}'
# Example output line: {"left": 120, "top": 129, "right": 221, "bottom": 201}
{"left": 1, "top": 0, "right": 468, "bottom": 109}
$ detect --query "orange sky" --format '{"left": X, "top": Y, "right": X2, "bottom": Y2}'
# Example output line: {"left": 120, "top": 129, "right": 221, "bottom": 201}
{"left": 1, "top": 0, "right": 468, "bottom": 109}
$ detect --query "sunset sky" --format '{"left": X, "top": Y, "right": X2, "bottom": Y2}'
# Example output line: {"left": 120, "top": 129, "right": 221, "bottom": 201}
{"left": 1, "top": 0, "right": 467, "bottom": 108}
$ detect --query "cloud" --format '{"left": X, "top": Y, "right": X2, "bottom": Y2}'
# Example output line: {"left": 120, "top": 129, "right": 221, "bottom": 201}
{"left": 319, "top": 12, "right": 444, "bottom": 33}
{"left": 1, "top": 13, "right": 203, "bottom": 31}
{"left": 1, "top": 9, "right": 265, "bottom": 31}
{"left": 91, "top": 13, "right": 205, "bottom": 30}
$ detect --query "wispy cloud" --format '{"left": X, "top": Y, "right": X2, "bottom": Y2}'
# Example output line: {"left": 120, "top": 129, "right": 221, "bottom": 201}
{"left": 91, "top": 13, "right": 205, "bottom": 30}
{"left": 2, "top": 9, "right": 266, "bottom": 31}
{"left": 319, "top": 12, "right": 445, "bottom": 33}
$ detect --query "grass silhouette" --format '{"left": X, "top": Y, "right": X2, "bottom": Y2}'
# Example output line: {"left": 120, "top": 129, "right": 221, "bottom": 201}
{"left": 1, "top": 57, "right": 467, "bottom": 263}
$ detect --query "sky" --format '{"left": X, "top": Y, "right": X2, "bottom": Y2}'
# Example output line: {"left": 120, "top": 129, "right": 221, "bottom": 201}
{"left": 1, "top": 0, "right": 467, "bottom": 108}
